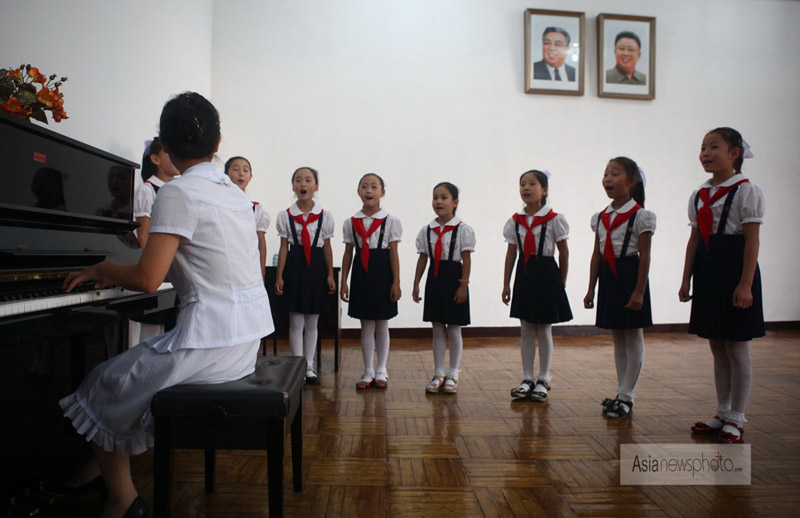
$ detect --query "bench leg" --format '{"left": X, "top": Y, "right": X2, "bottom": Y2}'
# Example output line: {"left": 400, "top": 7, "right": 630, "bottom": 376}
{"left": 267, "top": 424, "right": 284, "bottom": 518}
{"left": 204, "top": 449, "right": 215, "bottom": 493}
{"left": 291, "top": 397, "right": 302, "bottom": 492}
{"left": 153, "top": 418, "right": 172, "bottom": 518}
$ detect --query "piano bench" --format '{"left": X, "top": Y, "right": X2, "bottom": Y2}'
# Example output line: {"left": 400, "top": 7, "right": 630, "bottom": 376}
{"left": 150, "top": 355, "right": 306, "bottom": 518}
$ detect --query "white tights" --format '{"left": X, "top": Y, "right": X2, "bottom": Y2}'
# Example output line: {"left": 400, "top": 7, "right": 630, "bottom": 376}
{"left": 612, "top": 328, "right": 645, "bottom": 403}
{"left": 360, "top": 319, "right": 390, "bottom": 374}
{"left": 289, "top": 312, "right": 319, "bottom": 373}
{"left": 520, "top": 321, "right": 553, "bottom": 382}
{"left": 709, "top": 339, "right": 752, "bottom": 424}
{"left": 432, "top": 322, "right": 462, "bottom": 378}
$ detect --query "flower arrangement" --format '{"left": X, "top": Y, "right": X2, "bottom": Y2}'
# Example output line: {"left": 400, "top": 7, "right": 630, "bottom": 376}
{"left": 0, "top": 64, "right": 68, "bottom": 124}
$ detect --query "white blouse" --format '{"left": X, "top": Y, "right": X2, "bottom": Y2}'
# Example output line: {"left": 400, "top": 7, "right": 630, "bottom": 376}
{"left": 133, "top": 176, "right": 165, "bottom": 219}
{"left": 341, "top": 209, "right": 402, "bottom": 249}
{"left": 252, "top": 202, "right": 271, "bottom": 233}
{"left": 415, "top": 216, "right": 476, "bottom": 263}
{"left": 590, "top": 199, "right": 656, "bottom": 257}
{"left": 275, "top": 201, "right": 335, "bottom": 247}
{"left": 148, "top": 162, "right": 273, "bottom": 352}
{"left": 686, "top": 174, "right": 765, "bottom": 234}
{"left": 502, "top": 205, "right": 569, "bottom": 257}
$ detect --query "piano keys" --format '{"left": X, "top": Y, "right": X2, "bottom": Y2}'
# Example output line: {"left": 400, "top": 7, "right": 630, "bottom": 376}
{"left": 0, "top": 281, "right": 174, "bottom": 320}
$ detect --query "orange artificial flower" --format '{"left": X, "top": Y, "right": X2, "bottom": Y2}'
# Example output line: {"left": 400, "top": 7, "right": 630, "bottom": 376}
{"left": 1, "top": 97, "right": 32, "bottom": 118}
{"left": 29, "top": 67, "right": 46, "bottom": 84}
{"left": 1, "top": 97, "right": 22, "bottom": 112}
{"left": 2, "top": 64, "right": 67, "bottom": 123}
{"left": 52, "top": 108, "right": 67, "bottom": 122}
{"left": 37, "top": 87, "right": 57, "bottom": 107}
{"left": 51, "top": 94, "right": 67, "bottom": 121}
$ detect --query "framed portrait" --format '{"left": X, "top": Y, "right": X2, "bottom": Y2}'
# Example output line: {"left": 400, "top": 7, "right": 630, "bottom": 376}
{"left": 525, "top": 9, "right": 585, "bottom": 96}
{"left": 597, "top": 14, "right": 656, "bottom": 100}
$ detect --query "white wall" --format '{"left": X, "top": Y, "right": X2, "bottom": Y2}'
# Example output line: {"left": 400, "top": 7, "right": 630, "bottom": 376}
{"left": 211, "top": 0, "right": 800, "bottom": 329}
{"left": 0, "top": 0, "right": 213, "bottom": 166}
{"left": 3, "top": 1, "right": 798, "bottom": 329}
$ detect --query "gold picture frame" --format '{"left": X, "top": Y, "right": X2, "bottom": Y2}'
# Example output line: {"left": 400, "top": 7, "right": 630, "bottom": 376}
{"left": 525, "top": 9, "right": 585, "bottom": 96}
{"left": 597, "top": 13, "right": 656, "bottom": 100}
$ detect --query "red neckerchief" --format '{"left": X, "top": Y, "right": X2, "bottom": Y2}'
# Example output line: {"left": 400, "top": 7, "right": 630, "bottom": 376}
{"left": 287, "top": 208, "right": 322, "bottom": 266}
{"left": 431, "top": 223, "right": 460, "bottom": 278}
{"left": 697, "top": 179, "right": 749, "bottom": 248}
{"left": 352, "top": 216, "right": 385, "bottom": 272}
{"left": 601, "top": 204, "right": 641, "bottom": 277}
{"left": 512, "top": 210, "right": 558, "bottom": 266}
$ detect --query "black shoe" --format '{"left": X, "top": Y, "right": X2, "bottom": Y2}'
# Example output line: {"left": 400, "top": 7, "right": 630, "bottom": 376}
{"left": 304, "top": 375, "right": 320, "bottom": 386}
{"left": 510, "top": 379, "right": 535, "bottom": 399}
{"left": 606, "top": 399, "right": 633, "bottom": 419}
{"left": 123, "top": 496, "right": 147, "bottom": 518}
{"left": 528, "top": 380, "right": 551, "bottom": 402}
{"left": 601, "top": 395, "right": 618, "bottom": 414}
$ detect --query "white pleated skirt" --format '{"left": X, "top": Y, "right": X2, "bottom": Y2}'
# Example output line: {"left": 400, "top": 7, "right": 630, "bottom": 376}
{"left": 59, "top": 339, "right": 260, "bottom": 455}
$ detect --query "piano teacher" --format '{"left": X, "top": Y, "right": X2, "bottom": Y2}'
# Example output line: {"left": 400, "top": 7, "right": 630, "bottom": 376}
{"left": 58, "top": 92, "right": 274, "bottom": 518}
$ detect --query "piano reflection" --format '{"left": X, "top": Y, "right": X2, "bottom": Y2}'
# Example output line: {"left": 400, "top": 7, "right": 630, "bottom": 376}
{"left": 0, "top": 111, "right": 176, "bottom": 515}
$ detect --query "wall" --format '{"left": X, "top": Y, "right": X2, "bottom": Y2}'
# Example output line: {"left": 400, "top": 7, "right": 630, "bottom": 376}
{"left": 3, "top": 1, "right": 798, "bottom": 330}
{"left": 0, "top": 0, "right": 213, "bottom": 167}
{"left": 211, "top": 0, "right": 800, "bottom": 329}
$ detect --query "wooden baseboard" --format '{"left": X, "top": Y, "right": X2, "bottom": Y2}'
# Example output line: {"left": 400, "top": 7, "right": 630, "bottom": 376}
{"left": 340, "top": 321, "right": 800, "bottom": 340}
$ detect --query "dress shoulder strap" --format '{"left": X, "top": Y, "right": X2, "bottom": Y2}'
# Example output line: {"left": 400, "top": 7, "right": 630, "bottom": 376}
{"left": 620, "top": 211, "right": 638, "bottom": 257}
{"left": 377, "top": 218, "right": 387, "bottom": 249}
{"left": 287, "top": 208, "right": 300, "bottom": 246}
{"left": 311, "top": 211, "right": 323, "bottom": 247}
{"left": 538, "top": 223, "right": 547, "bottom": 256}
{"left": 718, "top": 185, "right": 741, "bottom": 236}
{"left": 448, "top": 224, "right": 460, "bottom": 261}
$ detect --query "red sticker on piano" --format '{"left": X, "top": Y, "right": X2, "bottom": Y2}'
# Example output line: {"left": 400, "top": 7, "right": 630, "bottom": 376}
{"left": 33, "top": 152, "right": 46, "bottom": 163}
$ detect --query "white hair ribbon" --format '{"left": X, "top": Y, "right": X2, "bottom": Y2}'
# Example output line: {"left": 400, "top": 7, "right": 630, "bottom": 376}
{"left": 637, "top": 167, "right": 647, "bottom": 187}
{"left": 741, "top": 138, "right": 754, "bottom": 159}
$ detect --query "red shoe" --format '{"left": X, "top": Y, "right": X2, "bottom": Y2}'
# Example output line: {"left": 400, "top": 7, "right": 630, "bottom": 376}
{"left": 356, "top": 372, "right": 375, "bottom": 390}
{"left": 691, "top": 415, "right": 725, "bottom": 434}
{"left": 426, "top": 376, "right": 445, "bottom": 393}
{"left": 374, "top": 371, "right": 388, "bottom": 389}
{"left": 719, "top": 423, "right": 744, "bottom": 444}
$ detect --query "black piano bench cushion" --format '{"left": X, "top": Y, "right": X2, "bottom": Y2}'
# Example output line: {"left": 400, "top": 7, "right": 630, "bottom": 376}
{"left": 151, "top": 356, "right": 306, "bottom": 418}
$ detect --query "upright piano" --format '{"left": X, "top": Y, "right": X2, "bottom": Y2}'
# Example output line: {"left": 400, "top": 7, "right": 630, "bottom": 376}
{"left": 0, "top": 111, "right": 176, "bottom": 514}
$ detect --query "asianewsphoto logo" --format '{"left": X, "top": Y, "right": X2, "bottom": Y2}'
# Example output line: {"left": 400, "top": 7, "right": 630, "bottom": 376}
{"left": 621, "top": 444, "right": 751, "bottom": 485}
{"left": 630, "top": 451, "right": 743, "bottom": 476}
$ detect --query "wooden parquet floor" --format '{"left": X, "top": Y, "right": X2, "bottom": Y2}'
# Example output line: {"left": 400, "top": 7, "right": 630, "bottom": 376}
{"left": 130, "top": 331, "right": 800, "bottom": 517}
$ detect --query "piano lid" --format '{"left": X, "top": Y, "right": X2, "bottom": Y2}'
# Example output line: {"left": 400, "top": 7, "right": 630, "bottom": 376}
{"left": 0, "top": 111, "right": 139, "bottom": 234}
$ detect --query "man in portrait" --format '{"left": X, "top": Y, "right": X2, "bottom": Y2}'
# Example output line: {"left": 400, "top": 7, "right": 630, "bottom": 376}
{"left": 532, "top": 26, "right": 576, "bottom": 81}
{"left": 606, "top": 31, "right": 647, "bottom": 84}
